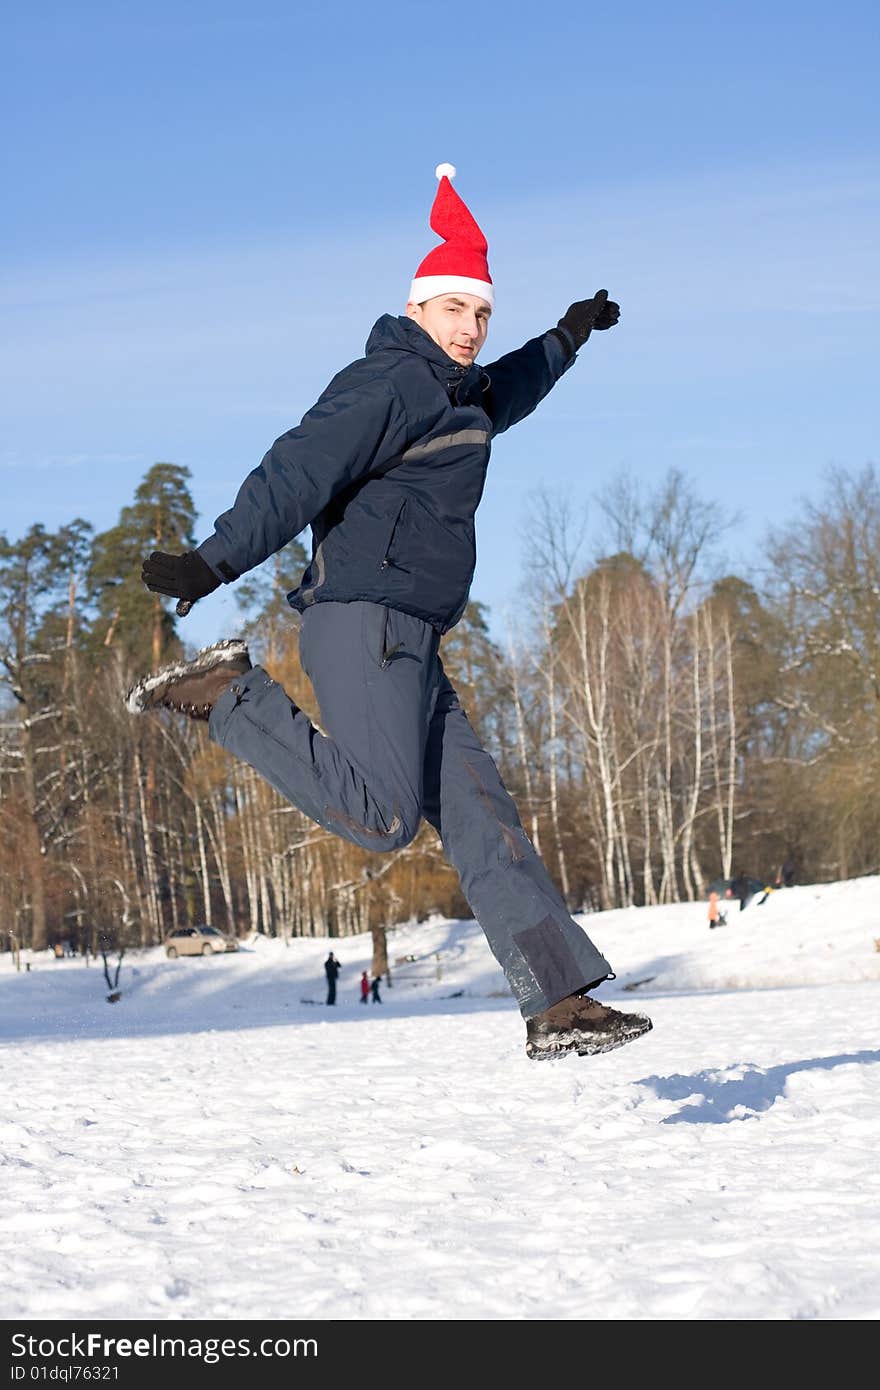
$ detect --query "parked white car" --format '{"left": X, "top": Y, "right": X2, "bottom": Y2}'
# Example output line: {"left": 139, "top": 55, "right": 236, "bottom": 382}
{"left": 164, "top": 925, "right": 238, "bottom": 958}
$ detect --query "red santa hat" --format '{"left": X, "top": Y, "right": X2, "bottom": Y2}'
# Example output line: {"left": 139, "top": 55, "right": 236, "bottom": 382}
{"left": 408, "top": 164, "right": 494, "bottom": 309}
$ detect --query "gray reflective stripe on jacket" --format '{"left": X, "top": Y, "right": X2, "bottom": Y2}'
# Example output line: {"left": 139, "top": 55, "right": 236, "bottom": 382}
{"left": 402, "top": 428, "right": 491, "bottom": 462}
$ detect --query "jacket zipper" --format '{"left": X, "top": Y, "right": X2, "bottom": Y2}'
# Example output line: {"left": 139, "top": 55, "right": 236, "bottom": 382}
{"left": 379, "top": 499, "right": 407, "bottom": 571}
{"left": 379, "top": 607, "right": 404, "bottom": 669}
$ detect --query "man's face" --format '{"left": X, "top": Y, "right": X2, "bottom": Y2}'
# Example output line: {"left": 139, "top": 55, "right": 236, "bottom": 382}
{"left": 406, "top": 292, "right": 492, "bottom": 366}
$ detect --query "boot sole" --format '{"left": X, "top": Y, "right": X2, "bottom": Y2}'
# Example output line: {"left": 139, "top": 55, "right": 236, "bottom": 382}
{"left": 125, "top": 639, "right": 250, "bottom": 714}
{"left": 526, "top": 1017, "right": 653, "bottom": 1061}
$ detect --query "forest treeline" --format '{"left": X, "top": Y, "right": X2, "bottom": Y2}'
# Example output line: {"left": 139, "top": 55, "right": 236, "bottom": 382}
{"left": 2, "top": 461, "right": 878, "bottom": 954}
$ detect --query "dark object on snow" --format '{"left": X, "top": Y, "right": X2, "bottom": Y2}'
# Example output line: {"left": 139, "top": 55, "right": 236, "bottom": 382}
{"left": 325, "top": 952, "right": 341, "bottom": 1006}
{"left": 102, "top": 947, "right": 124, "bottom": 1003}
{"left": 525, "top": 992, "right": 652, "bottom": 1061}
{"left": 370, "top": 975, "right": 382, "bottom": 1004}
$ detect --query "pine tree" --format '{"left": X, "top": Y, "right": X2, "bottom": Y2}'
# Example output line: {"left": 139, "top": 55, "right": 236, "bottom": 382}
{"left": 89, "top": 462, "right": 198, "bottom": 667}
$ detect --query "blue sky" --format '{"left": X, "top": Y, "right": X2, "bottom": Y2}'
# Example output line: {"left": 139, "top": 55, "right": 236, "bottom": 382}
{"left": 3, "top": 0, "right": 878, "bottom": 646}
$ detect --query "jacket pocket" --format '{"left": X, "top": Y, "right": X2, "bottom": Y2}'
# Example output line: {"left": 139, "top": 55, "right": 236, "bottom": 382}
{"left": 376, "top": 605, "right": 418, "bottom": 670}
{"left": 378, "top": 604, "right": 391, "bottom": 667}
{"left": 379, "top": 500, "right": 409, "bottom": 572}
{"left": 372, "top": 605, "right": 401, "bottom": 670}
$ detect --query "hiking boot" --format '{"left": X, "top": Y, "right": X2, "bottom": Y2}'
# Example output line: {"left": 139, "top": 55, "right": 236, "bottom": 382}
{"left": 525, "top": 991, "right": 652, "bottom": 1061}
{"left": 125, "top": 639, "right": 251, "bottom": 721}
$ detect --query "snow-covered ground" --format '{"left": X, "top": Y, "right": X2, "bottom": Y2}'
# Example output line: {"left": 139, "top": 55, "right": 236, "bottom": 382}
{"left": 2, "top": 876, "right": 879, "bottom": 1321}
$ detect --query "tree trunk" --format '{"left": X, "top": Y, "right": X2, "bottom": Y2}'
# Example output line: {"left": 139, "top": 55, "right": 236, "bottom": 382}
{"left": 370, "top": 923, "right": 389, "bottom": 979}
{"left": 679, "top": 614, "right": 703, "bottom": 902}
{"left": 133, "top": 746, "right": 162, "bottom": 943}
{"left": 20, "top": 726, "right": 47, "bottom": 951}
{"left": 195, "top": 799, "right": 211, "bottom": 923}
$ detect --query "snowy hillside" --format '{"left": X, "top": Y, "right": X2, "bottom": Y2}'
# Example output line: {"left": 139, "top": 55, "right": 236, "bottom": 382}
{"left": 1, "top": 876, "right": 878, "bottom": 1320}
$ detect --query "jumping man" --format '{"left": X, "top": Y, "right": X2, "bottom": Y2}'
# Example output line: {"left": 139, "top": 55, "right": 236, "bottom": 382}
{"left": 128, "top": 164, "right": 652, "bottom": 1061}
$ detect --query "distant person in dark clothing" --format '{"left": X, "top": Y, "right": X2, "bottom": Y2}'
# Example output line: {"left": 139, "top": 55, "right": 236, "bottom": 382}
{"left": 360, "top": 970, "right": 370, "bottom": 1004}
{"left": 325, "top": 951, "right": 341, "bottom": 1005}
{"left": 777, "top": 861, "right": 796, "bottom": 888}
{"left": 371, "top": 975, "right": 383, "bottom": 1004}
{"left": 730, "top": 874, "right": 754, "bottom": 912}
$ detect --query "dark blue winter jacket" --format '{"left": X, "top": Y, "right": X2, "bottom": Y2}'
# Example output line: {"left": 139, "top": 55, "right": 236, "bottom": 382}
{"left": 197, "top": 314, "right": 577, "bottom": 633}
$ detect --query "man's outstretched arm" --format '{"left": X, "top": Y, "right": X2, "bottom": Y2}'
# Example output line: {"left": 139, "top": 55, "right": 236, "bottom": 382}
{"left": 142, "top": 374, "right": 408, "bottom": 606}
{"left": 482, "top": 290, "right": 620, "bottom": 437}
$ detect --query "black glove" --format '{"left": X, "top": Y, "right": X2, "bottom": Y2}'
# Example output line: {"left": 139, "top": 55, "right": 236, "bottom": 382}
{"left": 556, "top": 289, "right": 620, "bottom": 350}
{"left": 141, "top": 549, "right": 221, "bottom": 603}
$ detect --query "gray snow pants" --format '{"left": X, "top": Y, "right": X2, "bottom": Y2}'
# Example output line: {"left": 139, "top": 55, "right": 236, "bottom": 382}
{"left": 209, "top": 601, "right": 611, "bottom": 1018}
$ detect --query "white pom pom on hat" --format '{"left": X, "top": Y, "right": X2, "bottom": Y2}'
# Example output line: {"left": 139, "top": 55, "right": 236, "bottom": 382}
{"left": 435, "top": 162, "right": 456, "bottom": 180}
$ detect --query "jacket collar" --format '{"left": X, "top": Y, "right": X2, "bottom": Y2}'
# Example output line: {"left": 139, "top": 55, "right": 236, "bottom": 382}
{"left": 365, "top": 314, "right": 482, "bottom": 397}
